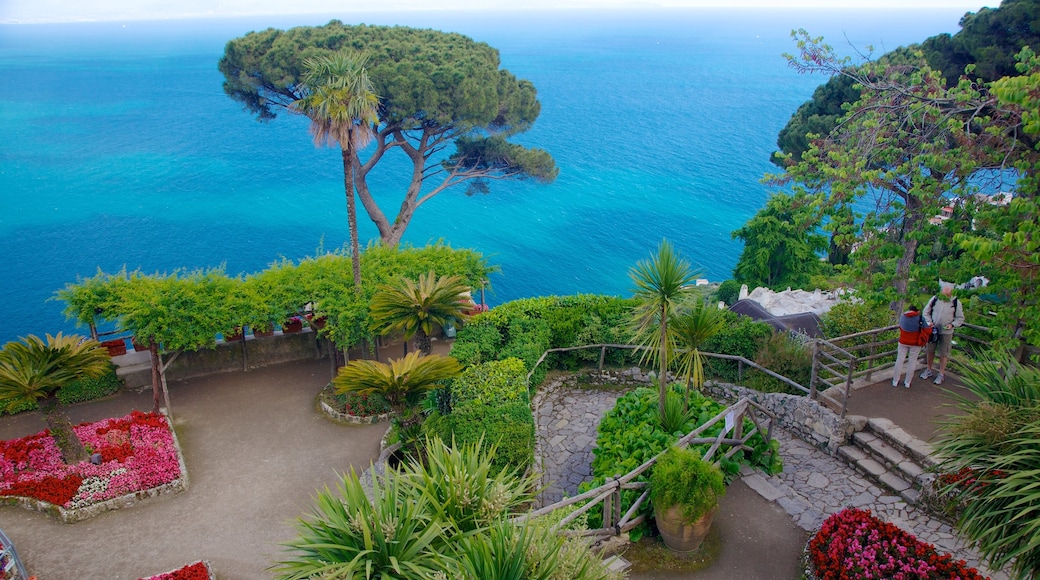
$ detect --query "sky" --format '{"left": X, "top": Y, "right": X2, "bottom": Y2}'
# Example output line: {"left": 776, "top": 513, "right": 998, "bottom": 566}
{"left": 0, "top": 0, "right": 998, "bottom": 24}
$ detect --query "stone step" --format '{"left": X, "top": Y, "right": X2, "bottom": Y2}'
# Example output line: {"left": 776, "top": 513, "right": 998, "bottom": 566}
{"left": 838, "top": 446, "right": 920, "bottom": 504}
{"left": 851, "top": 431, "right": 927, "bottom": 490}
{"left": 863, "top": 417, "right": 938, "bottom": 468}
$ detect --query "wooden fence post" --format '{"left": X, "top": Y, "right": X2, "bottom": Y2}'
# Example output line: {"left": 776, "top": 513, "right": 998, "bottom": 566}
{"left": 809, "top": 339, "right": 820, "bottom": 400}
{"left": 603, "top": 477, "right": 615, "bottom": 529}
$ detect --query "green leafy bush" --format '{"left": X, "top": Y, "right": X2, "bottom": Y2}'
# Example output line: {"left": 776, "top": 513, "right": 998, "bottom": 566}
{"left": 713, "top": 279, "right": 742, "bottom": 306}
{"left": 701, "top": 311, "right": 774, "bottom": 382}
{"left": 450, "top": 358, "right": 529, "bottom": 408}
{"left": 820, "top": 300, "right": 892, "bottom": 342}
{"left": 746, "top": 332, "right": 813, "bottom": 394}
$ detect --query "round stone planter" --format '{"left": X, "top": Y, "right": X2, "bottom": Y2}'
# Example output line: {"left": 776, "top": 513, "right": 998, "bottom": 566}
{"left": 656, "top": 504, "right": 718, "bottom": 554}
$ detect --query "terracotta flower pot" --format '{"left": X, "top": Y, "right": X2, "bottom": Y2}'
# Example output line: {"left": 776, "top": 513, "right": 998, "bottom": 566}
{"left": 282, "top": 319, "right": 303, "bottom": 333}
{"left": 131, "top": 338, "right": 150, "bottom": 352}
{"left": 656, "top": 504, "right": 718, "bottom": 554}
{"left": 224, "top": 327, "right": 244, "bottom": 342}
{"left": 100, "top": 339, "right": 127, "bottom": 357}
{"left": 310, "top": 316, "right": 327, "bottom": 330}
{"left": 252, "top": 325, "right": 274, "bottom": 337}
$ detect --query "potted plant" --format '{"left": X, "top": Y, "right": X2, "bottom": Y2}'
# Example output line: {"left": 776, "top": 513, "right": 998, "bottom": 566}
{"left": 251, "top": 323, "right": 275, "bottom": 337}
{"left": 223, "top": 326, "right": 244, "bottom": 342}
{"left": 131, "top": 337, "right": 151, "bottom": 352}
{"left": 650, "top": 445, "right": 725, "bottom": 554}
{"left": 282, "top": 316, "right": 303, "bottom": 333}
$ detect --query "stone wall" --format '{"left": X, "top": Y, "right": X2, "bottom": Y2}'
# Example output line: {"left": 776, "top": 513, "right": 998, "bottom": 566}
{"left": 703, "top": 381, "right": 859, "bottom": 453}
{"left": 119, "top": 331, "right": 329, "bottom": 390}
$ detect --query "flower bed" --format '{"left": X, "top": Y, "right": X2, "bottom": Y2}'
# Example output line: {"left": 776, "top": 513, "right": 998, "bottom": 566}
{"left": 318, "top": 384, "right": 392, "bottom": 425}
{"left": 139, "top": 560, "right": 214, "bottom": 580}
{"left": 805, "top": 508, "right": 987, "bottom": 580}
{"left": 0, "top": 411, "right": 187, "bottom": 522}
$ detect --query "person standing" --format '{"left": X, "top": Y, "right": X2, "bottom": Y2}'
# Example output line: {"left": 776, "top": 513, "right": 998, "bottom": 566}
{"left": 893, "top": 304, "right": 924, "bottom": 388}
{"left": 920, "top": 282, "right": 965, "bottom": 385}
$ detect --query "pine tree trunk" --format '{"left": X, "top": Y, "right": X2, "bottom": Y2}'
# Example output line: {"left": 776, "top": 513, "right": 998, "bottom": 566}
{"left": 40, "top": 395, "right": 87, "bottom": 464}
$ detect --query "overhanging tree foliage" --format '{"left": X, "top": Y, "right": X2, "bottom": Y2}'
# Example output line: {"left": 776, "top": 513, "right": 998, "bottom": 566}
{"left": 731, "top": 191, "right": 826, "bottom": 289}
{"left": 219, "top": 22, "right": 558, "bottom": 246}
{"left": 769, "top": 31, "right": 1025, "bottom": 300}
{"left": 774, "top": 0, "right": 1040, "bottom": 165}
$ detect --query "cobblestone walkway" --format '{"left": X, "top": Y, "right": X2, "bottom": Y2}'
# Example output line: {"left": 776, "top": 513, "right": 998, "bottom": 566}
{"left": 534, "top": 380, "right": 1008, "bottom": 580}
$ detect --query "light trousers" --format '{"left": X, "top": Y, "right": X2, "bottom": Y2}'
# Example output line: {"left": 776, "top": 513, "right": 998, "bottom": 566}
{"left": 893, "top": 343, "right": 922, "bottom": 387}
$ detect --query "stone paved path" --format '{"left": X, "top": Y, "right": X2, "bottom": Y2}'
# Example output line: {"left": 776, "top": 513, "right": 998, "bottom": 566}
{"left": 534, "top": 379, "right": 1009, "bottom": 580}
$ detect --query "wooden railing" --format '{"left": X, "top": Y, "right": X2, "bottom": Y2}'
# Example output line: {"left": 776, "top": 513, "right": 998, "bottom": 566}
{"left": 515, "top": 397, "right": 776, "bottom": 538}
{"left": 527, "top": 344, "right": 808, "bottom": 395}
{"left": 810, "top": 323, "right": 996, "bottom": 417}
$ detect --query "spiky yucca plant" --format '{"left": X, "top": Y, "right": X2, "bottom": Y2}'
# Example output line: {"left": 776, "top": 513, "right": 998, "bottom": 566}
{"left": 935, "top": 353, "right": 1040, "bottom": 579}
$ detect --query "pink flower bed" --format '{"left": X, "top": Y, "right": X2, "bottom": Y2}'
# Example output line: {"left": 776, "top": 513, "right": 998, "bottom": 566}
{"left": 808, "top": 508, "right": 987, "bottom": 580}
{"left": 0, "top": 411, "right": 182, "bottom": 509}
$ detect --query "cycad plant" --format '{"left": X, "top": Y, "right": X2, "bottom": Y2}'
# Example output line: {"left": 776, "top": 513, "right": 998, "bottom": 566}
{"left": 370, "top": 271, "right": 474, "bottom": 355}
{"left": 629, "top": 240, "right": 699, "bottom": 419}
{"left": 0, "top": 333, "right": 110, "bottom": 463}
{"left": 671, "top": 298, "right": 727, "bottom": 409}
{"left": 334, "top": 352, "right": 462, "bottom": 451}
{"left": 934, "top": 352, "right": 1040, "bottom": 579}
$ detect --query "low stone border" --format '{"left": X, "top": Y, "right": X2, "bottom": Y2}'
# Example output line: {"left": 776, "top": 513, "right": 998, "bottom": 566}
{"left": 316, "top": 385, "right": 392, "bottom": 425}
{"left": 1, "top": 409, "right": 190, "bottom": 524}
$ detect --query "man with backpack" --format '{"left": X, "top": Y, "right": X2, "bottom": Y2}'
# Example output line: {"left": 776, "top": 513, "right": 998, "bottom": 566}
{"left": 919, "top": 282, "right": 965, "bottom": 385}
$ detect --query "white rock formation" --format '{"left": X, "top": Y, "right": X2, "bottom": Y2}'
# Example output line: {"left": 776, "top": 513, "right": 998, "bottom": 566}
{"left": 743, "top": 287, "right": 850, "bottom": 317}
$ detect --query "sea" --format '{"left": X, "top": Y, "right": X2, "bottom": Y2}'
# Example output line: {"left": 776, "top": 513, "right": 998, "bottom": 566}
{"left": 0, "top": 8, "right": 971, "bottom": 345}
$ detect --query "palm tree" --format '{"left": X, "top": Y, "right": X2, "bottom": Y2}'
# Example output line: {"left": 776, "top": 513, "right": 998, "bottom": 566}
{"left": 333, "top": 351, "right": 462, "bottom": 441}
{"left": 672, "top": 298, "right": 727, "bottom": 410}
{"left": 629, "top": 240, "right": 699, "bottom": 419}
{"left": 290, "top": 52, "right": 379, "bottom": 292}
{"left": 0, "top": 333, "right": 110, "bottom": 464}
{"left": 370, "top": 272, "right": 474, "bottom": 355}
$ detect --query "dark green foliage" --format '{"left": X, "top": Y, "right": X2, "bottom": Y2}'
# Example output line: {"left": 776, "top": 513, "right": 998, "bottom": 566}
{"left": 713, "top": 279, "right": 742, "bottom": 306}
{"left": 649, "top": 446, "right": 725, "bottom": 521}
{"left": 774, "top": 74, "right": 860, "bottom": 165}
{"left": 701, "top": 311, "right": 774, "bottom": 383}
{"left": 731, "top": 192, "right": 827, "bottom": 290}
{"left": 436, "top": 401, "right": 535, "bottom": 474}
{"left": 746, "top": 333, "right": 812, "bottom": 394}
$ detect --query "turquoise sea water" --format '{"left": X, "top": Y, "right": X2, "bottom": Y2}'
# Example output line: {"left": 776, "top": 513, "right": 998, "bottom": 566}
{"left": 0, "top": 8, "right": 969, "bottom": 344}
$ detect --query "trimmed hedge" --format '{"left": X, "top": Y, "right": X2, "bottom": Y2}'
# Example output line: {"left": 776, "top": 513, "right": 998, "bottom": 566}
{"left": 434, "top": 401, "right": 535, "bottom": 474}
{"left": 701, "top": 310, "right": 774, "bottom": 383}
{"left": 449, "top": 358, "right": 529, "bottom": 408}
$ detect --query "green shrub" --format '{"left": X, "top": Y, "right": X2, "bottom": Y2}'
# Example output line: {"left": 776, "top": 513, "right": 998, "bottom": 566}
{"left": 650, "top": 446, "right": 725, "bottom": 521}
{"left": 439, "top": 401, "right": 535, "bottom": 474}
{"left": 746, "top": 332, "right": 813, "bottom": 394}
{"left": 701, "top": 311, "right": 773, "bottom": 382}
{"left": 450, "top": 294, "right": 639, "bottom": 386}
{"left": 450, "top": 358, "right": 529, "bottom": 408}
{"left": 1, "top": 364, "right": 123, "bottom": 416}
{"left": 713, "top": 279, "right": 742, "bottom": 306}
{"left": 820, "top": 300, "right": 891, "bottom": 342}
